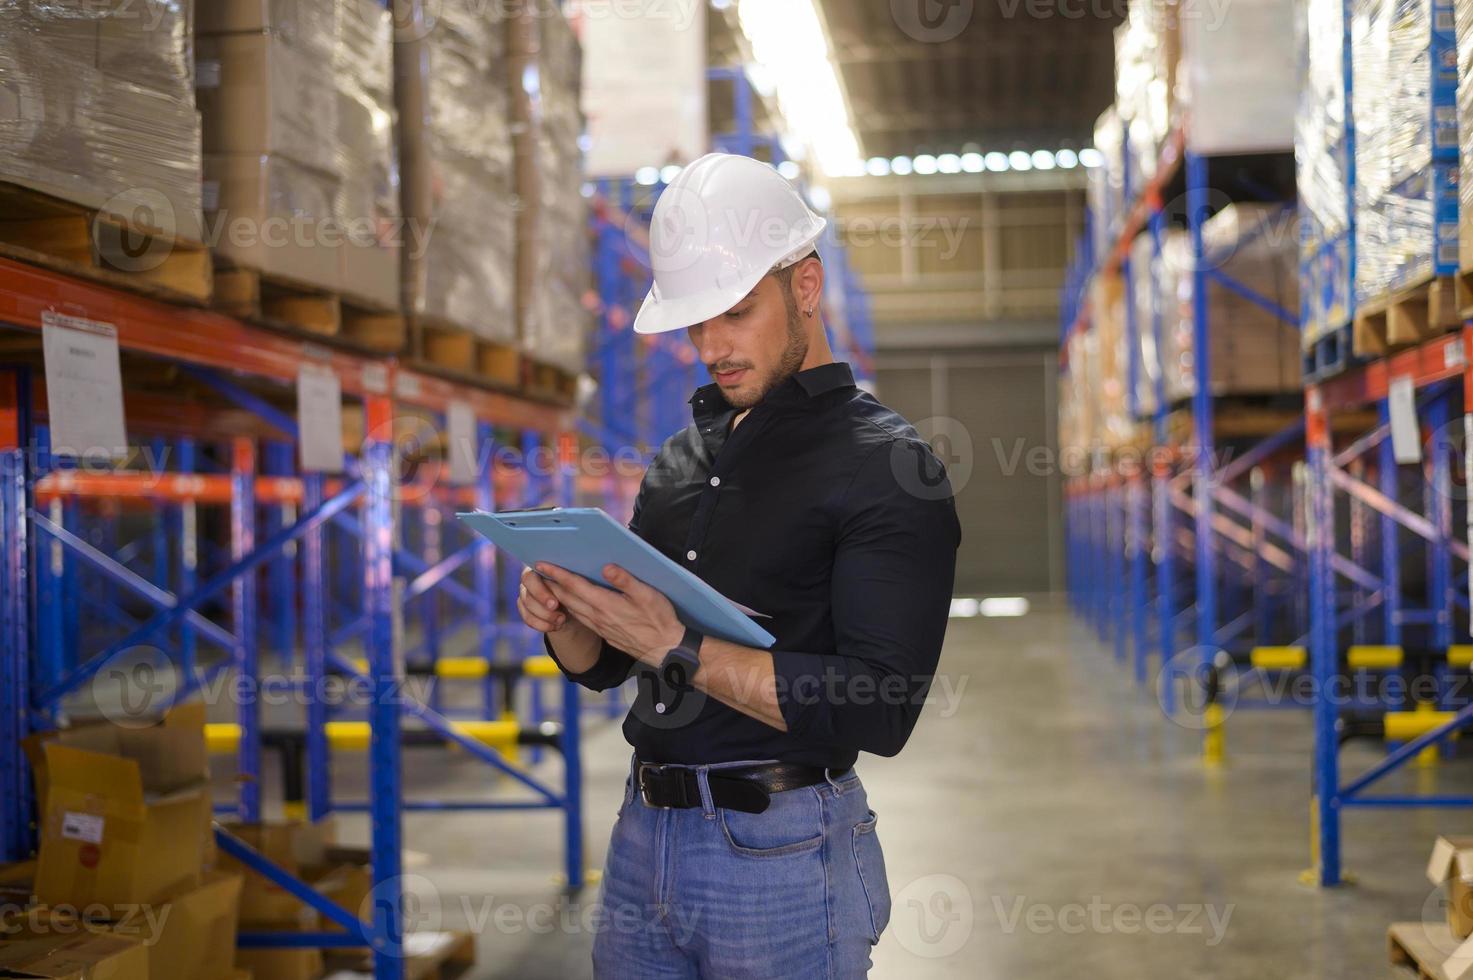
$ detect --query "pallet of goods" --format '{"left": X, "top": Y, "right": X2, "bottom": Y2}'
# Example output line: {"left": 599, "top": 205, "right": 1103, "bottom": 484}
{"left": 397, "top": 1, "right": 520, "bottom": 389}
{"left": 0, "top": 0, "right": 211, "bottom": 303}
{"left": 197, "top": 0, "right": 405, "bottom": 353}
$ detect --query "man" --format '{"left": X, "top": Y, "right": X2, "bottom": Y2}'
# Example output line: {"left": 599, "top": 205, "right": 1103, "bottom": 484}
{"left": 517, "top": 152, "right": 960, "bottom": 978}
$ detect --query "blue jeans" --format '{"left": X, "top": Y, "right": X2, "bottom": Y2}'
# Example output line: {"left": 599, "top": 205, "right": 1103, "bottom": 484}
{"left": 591, "top": 758, "right": 891, "bottom": 979}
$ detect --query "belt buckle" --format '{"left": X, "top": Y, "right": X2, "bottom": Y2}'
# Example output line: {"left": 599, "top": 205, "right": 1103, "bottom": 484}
{"left": 637, "top": 764, "right": 673, "bottom": 810}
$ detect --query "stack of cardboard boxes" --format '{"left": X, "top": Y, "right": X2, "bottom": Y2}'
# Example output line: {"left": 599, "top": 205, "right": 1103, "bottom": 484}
{"left": 217, "top": 819, "right": 372, "bottom": 980}
{"left": 0, "top": 0, "right": 203, "bottom": 244}
{"left": 196, "top": 0, "right": 400, "bottom": 312}
{"left": 397, "top": 1, "right": 517, "bottom": 346}
{"left": 511, "top": 1, "right": 594, "bottom": 377}
{"left": 1, "top": 704, "right": 247, "bottom": 979}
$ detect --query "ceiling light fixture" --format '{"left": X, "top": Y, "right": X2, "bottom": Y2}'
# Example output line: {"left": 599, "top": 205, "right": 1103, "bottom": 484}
{"left": 1008, "top": 150, "right": 1033, "bottom": 171}
{"left": 738, "top": 0, "right": 861, "bottom": 177}
{"left": 1056, "top": 148, "right": 1079, "bottom": 169}
{"left": 913, "top": 154, "right": 938, "bottom": 175}
{"left": 985, "top": 152, "right": 1009, "bottom": 172}
{"left": 960, "top": 152, "right": 984, "bottom": 173}
{"left": 1031, "top": 150, "right": 1056, "bottom": 170}
{"left": 890, "top": 155, "right": 914, "bottom": 175}
{"left": 1079, "top": 147, "right": 1104, "bottom": 168}
{"left": 865, "top": 156, "right": 891, "bottom": 177}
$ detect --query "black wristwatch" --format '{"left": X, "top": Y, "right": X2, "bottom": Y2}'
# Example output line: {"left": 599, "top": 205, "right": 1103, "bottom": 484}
{"left": 659, "top": 625, "right": 705, "bottom": 691}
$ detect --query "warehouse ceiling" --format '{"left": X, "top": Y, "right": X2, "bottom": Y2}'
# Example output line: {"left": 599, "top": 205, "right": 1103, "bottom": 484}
{"left": 817, "top": 1, "right": 1122, "bottom": 159}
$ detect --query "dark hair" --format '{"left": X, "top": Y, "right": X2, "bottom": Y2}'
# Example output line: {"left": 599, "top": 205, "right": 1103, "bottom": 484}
{"left": 774, "top": 250, "right": 821, "bottom": 289}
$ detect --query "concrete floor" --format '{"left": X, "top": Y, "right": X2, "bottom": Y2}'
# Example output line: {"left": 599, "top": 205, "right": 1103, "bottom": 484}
{"left": 311, "top": 596, "right": 1472, "bottom": 978}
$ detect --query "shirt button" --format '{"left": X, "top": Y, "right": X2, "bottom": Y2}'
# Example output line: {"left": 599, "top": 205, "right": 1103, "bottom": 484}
{"left": 686, "top": 550, "right": 697, "bottom": 561}
{"left": 709, "top": 476, "right": 721, "bottom": 487}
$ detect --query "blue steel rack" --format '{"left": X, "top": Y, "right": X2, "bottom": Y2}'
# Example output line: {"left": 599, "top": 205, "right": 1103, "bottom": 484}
{"left": 0, "top": 253, "right": 598, "bottom": 979}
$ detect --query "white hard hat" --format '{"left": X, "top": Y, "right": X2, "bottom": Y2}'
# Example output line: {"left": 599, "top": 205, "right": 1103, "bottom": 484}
{"left": 633, "top": 152, "right": 828, "bottom": 335}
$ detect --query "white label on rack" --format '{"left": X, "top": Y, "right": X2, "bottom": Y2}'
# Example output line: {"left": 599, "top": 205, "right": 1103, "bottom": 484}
{"left": 41, "top": 312, "right": 127, "bottom": 461}
{"left": 395, "top": 372, "right": 422, "bottom": 399}
{"left": 61, "top": 811, "right": 104, "bottom": 845}
{"left": 297, "top": 364, "right": 345, "bottom": 474}
{"left": 1447, "top": 340, "right": 1466, "bottom": 370}
{"left": 300, "top": 342, "right": 331, "bottom": 363}
{"left": 1388, "top": 375, "right": 1422, "bottom": 465}
{"left": 447, "top": 400, "right": 477, "bottom": 486}
{"left": 361, "top": 363, "right": 389, "bottom": 394}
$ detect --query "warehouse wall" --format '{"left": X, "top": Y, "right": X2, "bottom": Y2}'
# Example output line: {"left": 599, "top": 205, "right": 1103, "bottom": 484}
{"left": 875, "top": 348, "right": 1062, "bottom": 596}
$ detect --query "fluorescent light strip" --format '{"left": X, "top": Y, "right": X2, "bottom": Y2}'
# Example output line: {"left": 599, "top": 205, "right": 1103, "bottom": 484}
{"left": 738, "top": 0, "right": 861, "bottom": 177}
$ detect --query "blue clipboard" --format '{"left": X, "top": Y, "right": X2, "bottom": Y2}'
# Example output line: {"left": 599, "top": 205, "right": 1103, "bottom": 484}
{"left": 455, "top": 507, "right": 777, "bottom": 649}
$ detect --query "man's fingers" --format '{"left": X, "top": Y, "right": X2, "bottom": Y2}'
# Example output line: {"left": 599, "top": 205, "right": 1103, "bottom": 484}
{"left": 604, "top": 564, "right": 655, "bottom": 601}
{"left": 546, "top": 580, "right": 602, "bottom": 628}
{"left": 517, "top": 595, "right": 564, "bottom": 632}
{"left": 521, "top": 567, "right": 560, "bottom": 610}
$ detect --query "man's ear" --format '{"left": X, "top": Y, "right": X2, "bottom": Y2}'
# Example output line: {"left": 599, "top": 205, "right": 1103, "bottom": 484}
{"left": 791, "top": 257, "right": 824, "bottom": 317}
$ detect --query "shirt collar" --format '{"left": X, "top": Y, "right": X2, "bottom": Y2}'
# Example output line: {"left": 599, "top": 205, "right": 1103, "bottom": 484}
{"left": 687, "top": 362, "right": 856, "bottom": 419}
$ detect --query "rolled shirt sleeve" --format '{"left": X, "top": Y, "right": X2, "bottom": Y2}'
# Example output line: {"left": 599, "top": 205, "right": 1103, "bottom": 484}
{"left": 543, "top": 633, "right": 637, "bottom": 692}
{"left": 770, "top": 438, "right": 961, "bottom": 757}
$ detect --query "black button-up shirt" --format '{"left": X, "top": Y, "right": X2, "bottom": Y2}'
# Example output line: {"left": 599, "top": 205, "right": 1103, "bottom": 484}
{"left": 546, "top": 361, "right": 961, "bottom": 769}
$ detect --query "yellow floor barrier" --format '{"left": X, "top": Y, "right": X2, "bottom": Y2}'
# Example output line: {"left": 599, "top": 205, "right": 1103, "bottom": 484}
{"left": 1250, "top": 646, "right": 1307, "bottom": 671}
{"left": 1346, "top": 645, "right": 1403, "bottom": 670}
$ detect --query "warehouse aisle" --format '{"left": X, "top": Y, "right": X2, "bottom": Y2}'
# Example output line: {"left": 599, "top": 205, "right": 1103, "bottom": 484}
{"left": 330, "top": 599, "right": 1469, "bottom": 979}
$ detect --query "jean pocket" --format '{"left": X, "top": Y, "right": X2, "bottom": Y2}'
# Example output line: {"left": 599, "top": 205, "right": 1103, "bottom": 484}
{"left": 852, "top": 810, "right": 891, "bottom": 941}
{"left": 718, "top": 786, "right": 824, "bottom": 857}
{"left": 617, "top": 771, "right": 635, "bottom": 816}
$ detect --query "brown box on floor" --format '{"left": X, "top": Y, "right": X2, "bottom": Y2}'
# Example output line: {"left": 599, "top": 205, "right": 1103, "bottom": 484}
{"left": 0, "top": 927, "right": 148, "bottom": 980}
{"left": 130, "top": 871, "right": 242, "bottom": 980}
{"left": 1429, "top": 835, "right": 1473, "bottom": 938}
{"left": 26, "top": 705, "right": 212, "bottom": 911}
{"left": 215, "top": 819, "right": 340, "bottom": 925}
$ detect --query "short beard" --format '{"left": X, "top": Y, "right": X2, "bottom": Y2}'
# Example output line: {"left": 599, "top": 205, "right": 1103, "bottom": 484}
{"left": 730, "top": 294, "right": 809, "bottom": 409}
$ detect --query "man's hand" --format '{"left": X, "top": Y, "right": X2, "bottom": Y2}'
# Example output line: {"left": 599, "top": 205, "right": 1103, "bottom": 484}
{"left": 535, "top": 562, "right": 684, "bottom": 666}
{"left": 516, "top": 565, "right": 591, "bottom": 639}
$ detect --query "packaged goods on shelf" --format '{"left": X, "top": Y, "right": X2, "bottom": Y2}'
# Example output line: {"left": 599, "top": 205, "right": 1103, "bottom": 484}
{"left": 1089, "top": 107, "right": 1127, "bottom": 263}
{"left": 1454, "top": 0, "right": 1473, "bottom": 273}
{"left": 1128, "top": 233, "right": 1162, "bottom": 418}
{"left": 1114, "top": 0, "right": 1179, "bottom": 191}
{"left": 1061, "top": 330, "right": 1098, "bottom": 457}
{"left": 1180, "top": 0, "right": 1297, "bottom": 153}
{"left": 399, "top": 1, "right": 516, "bottom": 343}
{"left": 1297, "top": 0, "right": 1353, "bottom": 345}
{"left": 1091, "top": 271, "right": 1136, "bottom": 449}
{"left": 515, "top": 5, "right": 592, "bottom": 375}
{"left": 197, "top": 0, "right": 400, "bottom": 309}
{"left": 0, "top": 0, "right": 203, "bottom": 242}
{"left": 1352, "top": 0, "right": 1458, "bottom": 304}
{"left": 1160, "top": 206, "right": 1301, "bottom": 403}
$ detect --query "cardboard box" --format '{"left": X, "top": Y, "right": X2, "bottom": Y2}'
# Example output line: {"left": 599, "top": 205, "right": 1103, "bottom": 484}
{"left": 24, "top": 704, "right": 210, "bottom": 807}
{"left": 129, "top": 872, "right": 242, "bottom": 980}
{"left": 0, "top": 931, "right": 148, "bottom": 980}
{"left": 0, "top": 862, "right": 34, "bottom": 906}
{"left": 1430, "top": 836, "right": 1473, "bottom": 939}
{"left": 196, "top": 0, "right": 337, "bottom": 39}
{"left": 195, "top": 33, "right": 338, "bottom": 175}
{"left": 33, "top": 743, "right": 210, "bottom": 910}
{"left": 203, "top": 154, "right": 343, "bottom": 294}
{"left": 216, "top": 820, "right": 340, "bottom": 926}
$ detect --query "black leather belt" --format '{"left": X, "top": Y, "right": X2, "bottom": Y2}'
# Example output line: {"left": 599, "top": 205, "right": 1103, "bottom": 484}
{"left": 635, "top": 761, "right": 850, "bottom": 814}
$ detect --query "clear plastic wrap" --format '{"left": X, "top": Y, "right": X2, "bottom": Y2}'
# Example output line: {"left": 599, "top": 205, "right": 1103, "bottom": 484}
{"left": 1161, "top": 207, "right": 1301, "bottom": 403}
{"left": 1090, "top": 271, "right": 1135, "bottom": 449}
{"left": 1114, "top": 2, "right": 1176, "bottom": 192}
{"left": 407, "top": 1, "right": 516, "bottom": 342}
{"left": 1297, "top": 0, "right": 1352, "bottom": 344}
{"left": 1089, "top": 107, "right": 1126, "bottom": 264}
{"left": 521, "top": 7, "right": 590, "bottom": 374}
{"left": 0, "top": 0, "right": 202, "bottom": 242}
{"left": 1352, "top": 0, "right": 1458, "bottom": 304}
{"left": 1456, "top": 0, "right": 1473, "bottom": 272}
{"left": 1128, "top": 232, "right": 1161, "bottom": 418}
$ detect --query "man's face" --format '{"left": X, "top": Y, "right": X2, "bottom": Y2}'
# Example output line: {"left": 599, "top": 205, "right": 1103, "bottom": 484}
{"left": 686, "top": 271, "right": 808, "bottom": 410}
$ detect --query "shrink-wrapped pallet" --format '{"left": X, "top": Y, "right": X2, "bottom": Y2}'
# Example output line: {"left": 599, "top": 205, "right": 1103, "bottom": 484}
{"left": 1352, "top": 0, "right": 1458, "bottom": 305}
{"left": 1297, "top": 0, "right": 1353, "bottom": 345}
{"left": 0, "top": 0, "right": 202, "bottom": 243}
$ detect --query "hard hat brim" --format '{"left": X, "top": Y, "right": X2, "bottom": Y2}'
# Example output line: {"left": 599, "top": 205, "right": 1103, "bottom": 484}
{"left": 632, "top": 225, "right": 827, "bottom": 335}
